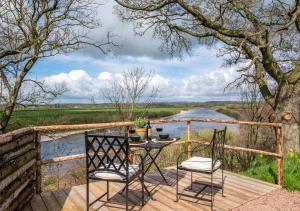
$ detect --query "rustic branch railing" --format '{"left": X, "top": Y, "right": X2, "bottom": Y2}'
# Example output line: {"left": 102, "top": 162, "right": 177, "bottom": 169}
{"left": 32, "top": 118, "right": 282, "bottom": 132}
{"left": 33, "top": 118, "right": 283, "bottom": 186}
{"left": 0, "top": 118, "right": 284, "bottom": 210}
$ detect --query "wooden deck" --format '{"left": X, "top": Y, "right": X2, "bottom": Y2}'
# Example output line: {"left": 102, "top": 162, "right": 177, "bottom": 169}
{"left": 26, "top": 167, "right": 280, "bottom": 211}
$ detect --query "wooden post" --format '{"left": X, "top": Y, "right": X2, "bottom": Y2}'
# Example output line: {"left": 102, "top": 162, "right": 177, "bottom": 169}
{"left": 187, "top": 121, "right": 191, "bottom": 158}
{"left": 34, "top": 131, "right": 42, "bottom": 193}
{"left": 277, "top": 126, "right": 283, "bottom": 187}
{"left": 127, "top": 126, "right": 135, "bottom": 164}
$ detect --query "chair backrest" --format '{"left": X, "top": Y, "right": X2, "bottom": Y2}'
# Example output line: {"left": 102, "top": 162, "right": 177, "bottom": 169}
{"left": 85, "top": 133, "right": 129, "bottom": 178}
{"left": 211, "top": 127, "right": 227, "bottom": 162}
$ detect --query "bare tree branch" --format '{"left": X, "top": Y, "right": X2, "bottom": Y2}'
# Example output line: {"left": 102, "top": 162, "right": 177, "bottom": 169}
{"left": 101, "top": 67, "right": 159, "bottom": 121}
{"left": 0, "top": 0, "right": 116, "bottom": 132}
{"left": 115, "top": 0, "right": 300, "bottom": 111}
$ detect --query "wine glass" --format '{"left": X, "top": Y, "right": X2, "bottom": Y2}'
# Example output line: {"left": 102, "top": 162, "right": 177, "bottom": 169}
{"left": 156, "top": 127, "right": 163, "bottom": 132}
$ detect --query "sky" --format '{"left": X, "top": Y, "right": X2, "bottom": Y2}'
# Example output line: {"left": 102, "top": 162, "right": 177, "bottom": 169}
{"left": 30, "top": 1, "right": 240, "bottom": 104}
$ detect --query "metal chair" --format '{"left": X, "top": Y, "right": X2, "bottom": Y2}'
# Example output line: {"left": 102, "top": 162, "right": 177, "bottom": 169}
{"left": 85, "top": 133, "right": 147, "bottom": 211}
{"left": 176, "top": 127, "right": 227, "bottom": 210}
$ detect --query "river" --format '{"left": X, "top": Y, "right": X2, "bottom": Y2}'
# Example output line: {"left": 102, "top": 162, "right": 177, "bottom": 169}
{"left": 41, "top": 108, "right": 238, "bottom": 160}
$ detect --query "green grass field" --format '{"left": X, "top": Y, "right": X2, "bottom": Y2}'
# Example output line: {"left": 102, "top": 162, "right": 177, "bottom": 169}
{"left": 241, "top": 151, "right": 300, "bottom": 191}
{"left": 5, "top": 106, "right": 181, "bottom": 131}
{"left": 3, "top": 102, "right": 240, "bottom": 131}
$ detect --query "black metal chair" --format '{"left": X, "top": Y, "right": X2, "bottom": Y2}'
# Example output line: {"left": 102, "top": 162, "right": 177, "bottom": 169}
{"left": 176, "top": 127, "right": 227, "bottom": 210}
{"left": 85, "top": 133, "right": 148, "bottom": 211}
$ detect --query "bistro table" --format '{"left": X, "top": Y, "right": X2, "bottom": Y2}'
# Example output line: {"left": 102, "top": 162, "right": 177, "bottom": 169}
{"left": 129, "top": 137, "right": 179, "bottom": 185}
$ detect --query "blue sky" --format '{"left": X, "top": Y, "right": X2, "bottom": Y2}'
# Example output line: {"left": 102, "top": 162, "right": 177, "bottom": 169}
{"left": 30, "top": 1, "right": 239, "bottom": 103}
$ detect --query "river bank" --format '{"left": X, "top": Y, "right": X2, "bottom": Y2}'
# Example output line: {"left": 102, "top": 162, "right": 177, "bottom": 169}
{"left": 40, "top": 109, "right": 190, "bottom": 142}
{"left": 212, "top": 103, "right": 242, "bottom": 119}
{"left": 6, "top": 106, "right": 182, "bottom": 132}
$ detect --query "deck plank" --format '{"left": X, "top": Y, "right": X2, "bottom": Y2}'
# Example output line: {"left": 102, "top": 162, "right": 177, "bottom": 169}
{"left": 30, "top": 194, "right": 48, "bottom": 211}
{"left": 90, "top": 182, "right": 124, "bottom": 211}
{"left": 52, "top": 189, "right": 81, "bottom": 211}
{"left": 130, "top": 180, "right": 189, "bottom": 210}
{"left": 185, "top": 169, "right": 274, "bottom": 206}
{"left": 187, "top": 171, "right": 260, "bottom": 199}
{"left": 169, "top": 168, "right": 272, "bottom": 200}
{"left": 163, "top": 168, "right": 238, "bottom": 210}
{"left": 145, "top": 172, "right": 210, "bottom": 211}
{"left": 74, "top": 183, "right": 111, "bottom": 211}
{"left": 63, "top": 187, "right": 87, "bottom": 211}
{"left": 165, "top": 170, "right": 225, "bottom": 211}
{"left": 23, "top": 203, "right": 33, "bottom": 211}
{"left": 95, "top": 180, "right": 162, "bottom": 211}
{"left": 41, "top": 192, "right": 62, "bottom": 211}
{"left": 223, "top": 170, "right": 280, "bottom": 188}
{"left": 31, "top": 167, "right": 280, "bottom": 211}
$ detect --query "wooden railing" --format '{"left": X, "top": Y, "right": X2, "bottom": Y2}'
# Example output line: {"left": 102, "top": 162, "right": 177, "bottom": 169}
{"left": 0, "top": 118, "right": 284, "bottom": 210}
{"left": 33, "top": 118, "right": 283, "bottom": 186}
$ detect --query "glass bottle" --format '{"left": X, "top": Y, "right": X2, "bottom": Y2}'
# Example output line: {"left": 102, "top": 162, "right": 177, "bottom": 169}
{"left": 147, "top": 120, "right": 152, "bottom": 140}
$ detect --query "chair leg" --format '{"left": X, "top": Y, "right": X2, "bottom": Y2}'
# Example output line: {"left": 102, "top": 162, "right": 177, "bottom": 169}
{"left": 107, "top": 181, "right": 109, "bottom": 200}
{"left": 86, "top": 179, "right": 89, "bottom": 211}
{"left": 222, "top": 166, "right": 224, "bottom": 197}
{"left": 190, "top": 172, "right": 193, "bottom": 190}
{"left": 142, "top": 172, "right": 145, "bottom": 206}
{"left": 211, "top": 173, "right": 213, "bottom": 211}
{"left": 176, "top": 167, "right": 179, "bottom": 202}
{"left": 126, "top": 183, "right": 129, "bottom": 211}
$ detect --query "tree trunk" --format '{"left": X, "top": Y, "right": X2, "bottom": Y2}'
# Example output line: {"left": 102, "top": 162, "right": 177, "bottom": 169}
{"left": 0, "top": 96, "right": 17, "bottom": 134}
{"left": 0, "top": 80, "right": 22, "bottom": 134}
{"left": 276, "top": 84, "right": 300, "bottom": 155}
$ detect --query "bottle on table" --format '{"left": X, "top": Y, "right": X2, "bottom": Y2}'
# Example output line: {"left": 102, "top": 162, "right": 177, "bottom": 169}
{"left": 147, "top": 120, "right": 152, "bottom": 140}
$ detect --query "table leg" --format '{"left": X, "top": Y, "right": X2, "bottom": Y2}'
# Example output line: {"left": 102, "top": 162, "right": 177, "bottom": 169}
{"left": 143, "top": 149, "right": 170, "bottom": 185}
{"left": 129, "top": 150, "right": 135, "bottom": 164}
{"left": 153, "top": 160, "right": 169, "bottom": 185}
{"left": 147, "top": 152, "right": 170, "bottom": 185}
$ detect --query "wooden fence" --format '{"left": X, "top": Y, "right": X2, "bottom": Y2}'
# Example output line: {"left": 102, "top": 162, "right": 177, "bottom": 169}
{"left": 0, "top": 118, "right": 283, "bottom": 210}
{"left": 0, "top": 128, "right": 40, "bottom": 211}
{"left": 33, "top": 118, "right": 283, "bottom": 186}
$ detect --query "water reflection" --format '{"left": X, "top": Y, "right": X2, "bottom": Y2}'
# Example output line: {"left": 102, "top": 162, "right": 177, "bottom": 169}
{"left": 154, "top": 108, "right": 238, "bottom": 137}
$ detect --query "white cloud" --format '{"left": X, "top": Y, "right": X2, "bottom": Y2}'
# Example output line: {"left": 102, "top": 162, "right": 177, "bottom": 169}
{"left": 43, "top": 66, "right": 239, "bottom": 103}
{"left": 153, "top": 67, "right": 239, "bottom": 101}
{"left": 44, "top": 69, "right": 100, "bottom": 98}
{"left": 98, "top": 72, "right": 112, "bottom": 80}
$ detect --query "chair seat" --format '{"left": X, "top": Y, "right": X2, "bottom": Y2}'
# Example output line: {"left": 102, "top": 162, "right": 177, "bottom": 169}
{"left": 91, "top": 164, "right": 140, "bottom": 181}
{"left": 180, "top": 156, "right": 221, "bottom": 172}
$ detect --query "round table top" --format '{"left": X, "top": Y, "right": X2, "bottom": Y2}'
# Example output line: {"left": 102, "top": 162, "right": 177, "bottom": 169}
{"left": 129, "top": 137, "right": 179, "bottom": 149}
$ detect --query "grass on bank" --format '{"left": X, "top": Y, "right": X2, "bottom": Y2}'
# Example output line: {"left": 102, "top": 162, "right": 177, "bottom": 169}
{"left": 215, "top": 107, "right": 240, "bottom": 119}
{"left": 241, "top": 150, "right": 300, "bottom": 191}
{"left": 3, "top": 106, "right": 181, "bottom": 131}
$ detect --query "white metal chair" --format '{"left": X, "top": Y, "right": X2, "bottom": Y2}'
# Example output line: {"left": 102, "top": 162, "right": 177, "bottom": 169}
{"left": 176, "top": 127, "right": 227, "bottom": 210}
